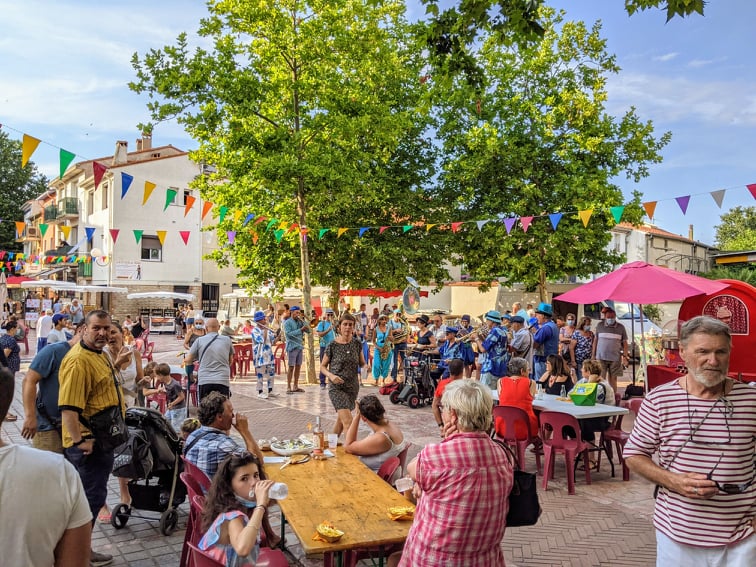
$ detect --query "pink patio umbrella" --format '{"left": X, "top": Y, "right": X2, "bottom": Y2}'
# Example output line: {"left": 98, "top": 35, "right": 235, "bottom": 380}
{"left": 556, "top": 261, "right": 729, "bottom": 389}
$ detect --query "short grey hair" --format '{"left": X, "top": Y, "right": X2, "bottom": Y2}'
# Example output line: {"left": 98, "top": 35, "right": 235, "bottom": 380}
{"left": 680, "top": 316, "right": 731, "bottom": 347}
{"left": 508, "top": 357, "right": 529, "bottom": 377}
{"left": 441, "top": 380, "right": 492, "bottom": 433}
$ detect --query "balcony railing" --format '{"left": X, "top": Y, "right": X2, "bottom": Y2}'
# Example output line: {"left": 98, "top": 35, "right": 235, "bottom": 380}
{"left": 58, "top": 197, "right": 79, "bottom": 218}
{"left": 44, "top": 205, "right": 58, "bottom": 222}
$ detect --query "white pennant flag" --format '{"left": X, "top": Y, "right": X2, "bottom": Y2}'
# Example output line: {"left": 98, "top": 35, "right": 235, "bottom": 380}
{"left": 710, "top": 189, "right": 726, "bottom": 208}
{"left": 476, "top": 220, "right": 490, "bottom": 231}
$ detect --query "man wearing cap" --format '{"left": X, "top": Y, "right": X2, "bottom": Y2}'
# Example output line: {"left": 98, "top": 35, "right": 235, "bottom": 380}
{"left": 251, "top": 311, "right": 277, "bottom": 399}
{"left": 509, "top": 316, "right": 533, "bottom": 371}
{"left": 316, "top": 309, "right": 336, "bottom": 389}
{"left": 388, "top": 309, "right": 409, "bottom": 384}
{"left": 532, "top": 303, "right": 559, "bottom": 380}
{"left": 433, "top": 327, "right": 464, "bottom": 378}
{"left": 283, "top": 306, "right": 310, "bottom": 393}
{"left": 457, "top": 315, "right": 476, "bottom": 378}
{"left": 475, "top": 310, "right": 509, "bottom": 388}
{"left": 47, "top": 313, "right": 70, "bottom": 344}
{"left": 591, "top": 307, "right": 628, "bottom": 392}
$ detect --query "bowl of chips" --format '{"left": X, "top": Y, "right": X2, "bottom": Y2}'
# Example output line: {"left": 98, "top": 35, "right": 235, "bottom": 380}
{"left": 315, "top": 521, "right": 344, "bottom": 543}
{"left": 387, "top": 505, "right": 416, "bottom": 521}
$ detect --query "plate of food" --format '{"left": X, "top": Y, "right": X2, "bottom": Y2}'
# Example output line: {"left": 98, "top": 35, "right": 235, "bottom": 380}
{"left": 270, "top": 438, "right": 316, "bottom": 456}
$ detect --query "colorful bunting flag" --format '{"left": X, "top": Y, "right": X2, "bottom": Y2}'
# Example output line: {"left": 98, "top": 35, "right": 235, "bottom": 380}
{"left": 274, "top": 229, "right": 285, "bottom": 242}
{"left": 156, "top": 231, "right": 167, "bottom": 245}
{"left": 164, "top": 188, "right": 178, "bottom": 211}
{"left": 59, "top": 225, "right": 71, "bottom": 240}
{"left": 226, "top": 231, "right": 236, "bottom": 244}
{"left": 379, "top": 226, "right": 388, "bottom": 234}
{"left": 14, "top": 222, "right": 25, "bottom": 238}
{"left": 359, "top": 227, "right": 369, "bottom": 237}
{"left": 402, "top": 225, "right": 412, "bottom": 233}
{"left": 643, "top": 201, "right": 657, "bottom": 220}
{"left": 318, "top": 228, "right": 329, "bottom": 240}
{"left": 39, "top": 223, "right": 49, "bottom": 237}
{"left": 184, "top": 195, "right": 196, "bottom": 217}
{"left": 121, "top": 173, "right": 133, "bottom": 199}
{"left": 520, "top": 216, "right": 534, "bottom": 232}
{"left": 60, "top": 149, "right": 75, "bottom": 179}
{"left": 675, "top": 196, "right": 690, "bottom": 215}
{"left": 233, "top": 210, "right": 242, "bottom": 223}
{"left": 337, "top": 228, "right": 349, "bottom": 238}
{"left": 133, "top": 229, "right": 143, "bottom": 244}
{"left": 266, "top": 219, "right": 278, "bottom": 232}
{"left": 609, "top": 206, "right": 624, "bottom": 224}
{"left": 243, "top": 214, "right": 254, "bottom": 226}
{"left": 476, "top": 220, "right": 488, "bottom": 231}
{"left": 579, "top": 209, "right": 593, "bottom": 228}
{"left": 425, "top": 224, "right": 436, "bottom": 232}
{"left": 503, "top": 217, "right": 517, "bottom": 235}
{"left": 747, "top": 184, "right": 756, "bottom": 200}
{"left": 179, "top": 231, "right": 190, "bottom": 245}
{"left": 143, "top": 181, "right": 156, "bottom": 205}
{"left": 451, "top": 222, "right": 463, "bottom": 232}
{"left": 201, "top": 201, "right": 213, "bottom": 220}
{"left": 21, "top": 134, "right": 41, "bottom": 167}
{"left": 710, "top": 189, "right": 726, "bottom": 208}
{"left": 85, "top": 227, "right": 96, "bottom": 241}
{"left": 92, "top": 162, "right": 107, "bottom": 190}
{"left": 109, "top": 229, "right": 120, "bottom": 244}
{"left": 219, "top": 206, "right": 228, "bottom": 223}
{"left": 252, "top": 232, "right": 259, "bottom": 245}
{"left": 253, "top": 216, "right": 266, "bottom": 225}
{"left": 548, "top": 213, "right": 562, "bottom": 231}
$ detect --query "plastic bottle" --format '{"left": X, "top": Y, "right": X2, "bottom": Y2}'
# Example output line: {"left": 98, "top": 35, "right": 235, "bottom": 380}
{"left": 560, "top": 385, "right": 567, "bottom": 399}
{"left": 268, "top": 482, "right": 289, "bottom": 500}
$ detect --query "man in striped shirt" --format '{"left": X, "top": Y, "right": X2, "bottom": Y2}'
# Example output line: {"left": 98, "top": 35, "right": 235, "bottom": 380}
{"left": 624, "top": 316, "right": 755, "bottom": 565}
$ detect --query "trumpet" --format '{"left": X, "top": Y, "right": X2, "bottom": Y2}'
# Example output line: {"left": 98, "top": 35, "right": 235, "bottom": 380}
{"left": 458, "top": 326, "right": 489, "bottom": 343}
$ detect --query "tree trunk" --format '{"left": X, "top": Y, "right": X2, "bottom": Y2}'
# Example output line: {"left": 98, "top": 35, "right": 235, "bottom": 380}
{"left": 296, "top": 176, "right": 317, "bottom": 385}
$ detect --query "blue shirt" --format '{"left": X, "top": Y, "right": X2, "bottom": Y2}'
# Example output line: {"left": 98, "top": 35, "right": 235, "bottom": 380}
{"left": 184, "top": 426, "right": 243, "bottom": 479}
{"left": 438, "top": 339, "right": 464, "bottom": 373}
{"left": 316, "top": 320, "right": 335, "bottom": 348}
{"left": 480, "top": 326, "right": 508, "bottom": 377}
{"left": 283, "top": 317, "right": 307, "bottom": 352}
{"left": 533, "top": 320, "right": 559, "bottom": 361}
{"left": 29, "top": 341, "right": 71, "bottom": 431}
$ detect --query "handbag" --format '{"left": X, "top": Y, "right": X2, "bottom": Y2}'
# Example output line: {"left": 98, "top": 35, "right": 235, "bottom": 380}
{"left": 492, "top": 439, "right": 542, "bottom": 527}
{"left": 79, "top": 360, "right": 129, "bottom": 452}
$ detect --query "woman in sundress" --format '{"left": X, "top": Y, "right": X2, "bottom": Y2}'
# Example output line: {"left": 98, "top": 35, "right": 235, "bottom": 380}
{"left": 371, "top": 315, "right": 394, "bottom": 387}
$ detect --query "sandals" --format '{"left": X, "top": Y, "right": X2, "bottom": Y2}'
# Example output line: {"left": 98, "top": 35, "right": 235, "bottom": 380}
{"left": 294, "top": 388, "right": 305, "bottom": 393}
{"left": 286, "top": 390, "right": 295, "bottom": 395}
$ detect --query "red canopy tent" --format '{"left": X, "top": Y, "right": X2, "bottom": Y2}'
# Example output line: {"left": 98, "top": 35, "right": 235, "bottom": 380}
{"left": 7, "top": 276, "right": 35, "bottom": 285}
{"left": 339, "top": 289, "right": 429, "bottom": 299}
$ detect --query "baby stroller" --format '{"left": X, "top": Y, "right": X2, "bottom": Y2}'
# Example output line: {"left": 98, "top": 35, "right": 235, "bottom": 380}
{"left": 389, "top": 350, "right": 438, "bottom": 408}
{"left": 110, "top": 407, "right": 187, "bottom": 535}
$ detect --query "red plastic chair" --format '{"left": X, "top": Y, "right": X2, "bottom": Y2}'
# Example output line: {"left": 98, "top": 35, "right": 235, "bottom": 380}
{"left": 396, "top": 442, "right": 412, "bottom": 477}
{"left": 273, "top": 343, "right": 287, "bottom": 375}
{"left": 539, "top": 411, "right": 592, "bottom": 495}
{"left": 181, "top": 376, "right": 199, "bottom": 407}
{"left": 187, "top": 542, "right": 289, "bottom": 567}
{"left": 377, "top": 456, "right": 401, "bottom": 485}
{"left": 146, "top": 391, "right": 167, "bottom": 413}
{"left": 181, "top": 456, "right": 212, "bottom": 493}
{"left": 600, "top": 398, "right": 644, "bottom": 481}
{"left": 492, "top": 406, "right": 542, "bottom": 475}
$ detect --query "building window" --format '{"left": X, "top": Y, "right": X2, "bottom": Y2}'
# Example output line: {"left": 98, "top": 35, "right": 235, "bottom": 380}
{"left": 101, "top": 183, "right": 108, "bottom": 210}
{"left": 87, "top": 192, "right": 94, "bottom": 216}
{"left": 141, "top": 235, "right": 162, "bottom": 261}
{"left": 183, "top": 189, "right": 192, "bottom": 205}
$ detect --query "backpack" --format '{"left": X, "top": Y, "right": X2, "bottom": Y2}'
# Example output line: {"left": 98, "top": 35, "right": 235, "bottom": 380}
{"left": 112, "top": 427, "right": 153, "bottom": 479}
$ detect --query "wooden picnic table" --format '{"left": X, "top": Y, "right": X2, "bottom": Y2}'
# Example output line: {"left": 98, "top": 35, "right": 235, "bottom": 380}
{"left": 264, "top": 447, "right": 412, "bottom": 566}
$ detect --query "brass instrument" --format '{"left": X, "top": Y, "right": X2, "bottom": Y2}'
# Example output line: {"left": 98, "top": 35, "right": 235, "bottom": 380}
{"left": 458, "top": 326, "right": 489, "bottom": 343}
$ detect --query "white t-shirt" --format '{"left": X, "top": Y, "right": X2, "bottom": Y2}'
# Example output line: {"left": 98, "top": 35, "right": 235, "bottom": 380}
{"left": 0, "top": 444, "right": 91, "bottom": 566}
{"left": 47, "top": 327, "right": 68, "bottom": 344}
{"left": 38, "top": 314, "right": 54, "bottom": 338}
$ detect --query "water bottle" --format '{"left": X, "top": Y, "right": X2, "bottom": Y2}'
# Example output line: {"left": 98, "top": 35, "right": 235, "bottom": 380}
{"left": 560, "top": 385, "right": 567, "bottom": 399}
{"left": 268, "top": 482, "right": 289, "bottom": 500}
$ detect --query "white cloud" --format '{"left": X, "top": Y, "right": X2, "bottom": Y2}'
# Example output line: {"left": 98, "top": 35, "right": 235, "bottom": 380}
{"left": 687, "top": 57, "right": 727, "bottom": 68}
{"left": 652, "top": 52, "right": 679, "bottom": 62}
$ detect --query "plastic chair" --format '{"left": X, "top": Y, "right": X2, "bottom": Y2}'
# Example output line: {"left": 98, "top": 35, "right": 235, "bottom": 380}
{"left": 539, "top": 411, "right": 592, "bottom": 495}
{"left": 143, "top": 342, "right": 155, "bottom": 363}
{"left": 146, "top": 391, "right": 167, "bottom": 413}
{"left": 181, "top": 456, "right": 212, "bottom": 493}
{"left": 396, "top": 442, "right": 412, "bottom": 476}
{"left": 187, "top": 542, "right": 288, "bottom": 567}
{"left": 273, "top": 343, "right": 287, "bottom": 375}
{"left": 377, "top": 456, "right": 401, "bottom": 485}
{"left": 600, "top": 398, "right": 644, "bottom": 481}
{"left": 492, "top": 406, "right": 542, "bottom": 475}
{"left": 178, "top": 484, "right": 205, "bottom": 567}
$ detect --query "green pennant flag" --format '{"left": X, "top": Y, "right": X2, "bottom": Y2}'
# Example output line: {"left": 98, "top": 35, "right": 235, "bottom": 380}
{"left": 402, "top": 225, "right": 413, "bottom": 233}
{"left": 39, "top": 223, "right": 49, "bottom": 237}
{"left": 319, "top": 228, "right": 329, "bottom": 240}
{"left": 274, "top": 229, "right": 285, "bottom": 242}
{"left": 610, "top": 206, "right": 625, "bottom": 224}
{"left": 219, "top": 206, "right": 229, "bottom": 223}
{"left": 133, "top": 229, "right": 143, "bottom": 244}
{"left": 266, "top": 219, "right": 278, "bottom": 232}
{"left": 59, "top": 149, "right": 76, "bottom": 179}
{"left": 164, "top": 188, "right": 178, "bottom": 211}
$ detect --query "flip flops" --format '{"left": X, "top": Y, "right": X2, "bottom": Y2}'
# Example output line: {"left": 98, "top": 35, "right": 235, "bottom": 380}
{"left": 286, "top": 390, "right": 295, "bottom": 395}
{"left": 294, "top": 388, "right": 305, "bottom": 393}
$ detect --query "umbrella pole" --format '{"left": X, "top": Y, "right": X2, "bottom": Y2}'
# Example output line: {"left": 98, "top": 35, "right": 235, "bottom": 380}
{"left": 630, "top": 303, "right": 636, "bottom": 384}
{"left": 640, "top": 304, "right": 648, "bottom": 394}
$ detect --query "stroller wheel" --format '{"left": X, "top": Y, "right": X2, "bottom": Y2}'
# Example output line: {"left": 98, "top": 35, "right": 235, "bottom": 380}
{"left": 389, "top": 389, "right": 402, "bottom": 405}
{"left": 408, "top": 394, "right": 421, "bottom": 409}
{"left": 159, "top": 508, "right": 179, "bottom": 536}
{"left": 111, "top": 503, "right": 131, "bottom": 529}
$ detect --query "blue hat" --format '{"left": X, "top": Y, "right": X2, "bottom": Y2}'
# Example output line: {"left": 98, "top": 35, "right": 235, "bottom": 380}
{"left": 394, "top": 309, "right": 402, "bottom": 314}
{"left": 446, "top": 326, "right": 458, "bottom": 334}
{"left": 528, "top": 317, "right": 538, "bottom": 326}
{"left": 535, "top": 302, "right": 553, "bottom": 317}
{"left": 461, "top": 314, "right": 471, "bottom": 321}
{"left": 503, "top": 314, "right": 512, "bottom": 321}
{"left": 485, "top": 310, "right": 502, "bottom": 323}
{"left": 325, "top": 308, "right": 335, "bottom": 314}
{"left": 290, "top": 306, "right": 301, "bottom": 312}
{"left": 510, "top": 315, "right": 525, "bottom": 324}
{"left": 253, "top": 310, "right": 266, "bottom": 322}
{"left": 52, "top": 313, "right": 69, "bottom": 324}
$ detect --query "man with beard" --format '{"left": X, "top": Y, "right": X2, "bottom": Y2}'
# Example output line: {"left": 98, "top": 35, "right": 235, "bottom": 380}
{"left": 624, "top": 316, "right": 756, "bottom": 566}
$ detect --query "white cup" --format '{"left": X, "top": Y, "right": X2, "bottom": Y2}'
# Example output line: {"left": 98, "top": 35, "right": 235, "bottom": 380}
{"left": 395, "top": 476, "right": 414, "bottom": 493}
{"left": 327, "top": 434, "right": 338, "bottom": 449}
{"left": 268, "top": 482, "right": 289, "bottom": 500}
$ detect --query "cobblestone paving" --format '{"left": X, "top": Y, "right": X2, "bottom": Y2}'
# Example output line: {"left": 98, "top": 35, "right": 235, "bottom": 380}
{"left": 2, "top": 333, "right": 658, "bottom": 566}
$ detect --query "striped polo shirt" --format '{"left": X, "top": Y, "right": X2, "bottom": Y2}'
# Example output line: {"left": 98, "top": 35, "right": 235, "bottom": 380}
{"left": 624, "top": 379, "right": 756, "bottom": 547}
{"left": 58, "top": 341, "right": 126, "bottom": 448}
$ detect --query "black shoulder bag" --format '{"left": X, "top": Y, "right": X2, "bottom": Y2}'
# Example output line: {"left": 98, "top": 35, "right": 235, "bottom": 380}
{"left": 78, "top": 358, "right": 129, "bottom": 452}
{"left": 492, "top": 438, "right": 542, "bottom": 527}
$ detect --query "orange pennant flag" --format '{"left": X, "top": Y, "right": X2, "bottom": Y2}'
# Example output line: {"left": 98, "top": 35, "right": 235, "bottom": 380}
{"left": 143, "top": 181, "right": 156, "bottom": 205}
{"left": 15, "top": 222, "right": 25, "bottom": 238}
{"left": 59, "top": 225, "right": 71, "bottom": 240}
{"left": 201, "top": 201, "right": 213, "bottom": 220}
{"left": 643, "top": 201, "right": 657, "bottom": 220}
{"left": 156, "top": 230, "right": 167, "bottom": 245}
{"left": 337, "top": 228, "right": 348, "bottom": 238}
{"left": 21, "top": 134, "right": 41, "bottom": 167}
{"left": 184, "top": 195, "right": 197, "bottom": 217}
{"left": 578, "top": 209, "right": 593, "bottom": 228}
{"left": 252, "top": 232, "right": 259, "bottom": 245}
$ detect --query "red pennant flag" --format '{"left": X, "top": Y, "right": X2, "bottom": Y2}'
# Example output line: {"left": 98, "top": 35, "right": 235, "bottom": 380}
{"left": 184, "top": 195, "right": 197, "bottom": 217}
{"left": 179, "top": 231, "right": 191, "bottom": 245}
{"left": 747, "top": 184, "right": 756, "bottom": 200}
{"left": 109, "top": 229, "right": 120, "bottom": 244}
{"left": 92, "top": 162, "right": 107, "bottom": 190}
{"left": 451, "top": 222, "right": 463, "bottom": 233}
{"left": 201, "top": 201, "right": 213, "bottom": 220}
{"left": 520, "top": 216, "right": 534, "bottom": 233}
{"left": 379, "top": 226, "right": 388, "bottom": 234}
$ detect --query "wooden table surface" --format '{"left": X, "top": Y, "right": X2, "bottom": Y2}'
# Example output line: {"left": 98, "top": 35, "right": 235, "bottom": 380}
{"left": 265, "top": 447, "right": 412, "bottom": 556}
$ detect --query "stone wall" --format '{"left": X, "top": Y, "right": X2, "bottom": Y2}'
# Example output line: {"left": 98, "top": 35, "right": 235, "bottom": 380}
{"left": 106, "top": 284, "right": 202, "bottom": 322}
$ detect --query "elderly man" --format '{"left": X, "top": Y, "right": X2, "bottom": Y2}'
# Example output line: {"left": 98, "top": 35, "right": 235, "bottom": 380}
{"left": 624, "top": 316, "right": 756, "bottom": 565}
{"left": 508, "top": 315, "right": 533, "bottom": 370}
{"left": 388, "top": 309, "right": 409, "bottom": 384}
{"left": 532, "top": 302, "right": 559, "bottom": 381}
{"left": 591, "top": 306, "right": 628, "bottom": 392}
{"left": 475, "top": 310, "right": 509, "bottom": 389}
{"left": 185, "top": 317, "right": 234, "bottom": 401}
{"left": 1, "top": 367, "right": 92, "bottom": 567}
{"left": 283, "top": 305, "right": 310, "bottom": 393}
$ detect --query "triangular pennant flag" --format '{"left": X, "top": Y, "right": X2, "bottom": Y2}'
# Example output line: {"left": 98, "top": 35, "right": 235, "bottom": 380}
{"left": 156, "top": 230, "right": 167, "bottom": 245}
{"left": 548, "top": 213, "right": 563, "bottom": 231}
{"left": 133, "top": 229, "right": 143, "bottom": 244}
{"left": 184, "top": 195, "right": 196, "bottom": 217}
{"left": 337, "top": 228, "right": 349, "bottom": 238}
{"left": 675, "top": 195, "right": 690, "bottom": 215}
{"left": 219, "top": 206, "right": 228, "bottom": 223}
{"left": 201, "top": 201, "right": 213, "bottom": 220}
{"left": 476, "top": 220, "right": 489, "bottom": 231}
{"left": 252, "top": 232, "right": 259, "bottom": 245}
{"left": 266, "top": 219, "right": 278, "bottom": 232}
{"left": 179, "top": 231, "right": 190, "bottom": 245}
{"left": 109, "top": 229, "right": 120, "bottom": 244}
{"left": 121, "top": 172, "right": 133, "bottom": 199}
{"left": 39, "top": 223, "right": 49, "bottom": 237}
{"left": 21, "top": 134, "right": 41, "bottom": 167}
{"left": 520, "top": 216, "right": 534, "bottom": 232}
{"left": 143, "top": 181, "right": 156, "bottom": 205}
{"left": 274, "top": 229, "right": 285, "bottom": 243}
{"left": 278, "top": 221, "right": 289, "bottom": 231}
{"left": 164, "top": 188, "right": 178, "bottom": 211}
{"left": 425, "top": 224, "right": 436, "bottom": 232}
{"left": 451, "top": 222, "right": 463, "bottom": 233}
{"left": 643, "top": 201, "right": 657, "bottom": 219}
{"left": 610, "top": 206, "right": 624, "bottom": 224}
{"left": 379, "top": 226, "right": 388, "bottom": 234}
{"left": 402, "top": 225, "right": 412, "bottom": 233}
{"left": 579, "top": 209, "right": 594, "bottom": 228}
{"left": 59, "top": 149, "right": 75, "bottom": 179}
{"left": 226, "top": 231, "right": 236, "bottom": 244}
{"left": 747, "top": 184, "right": 756, "bottom": 200}
{"left": 84, "top": 227, "right": 96, "bottom": 241}
{"left": 14, "top": 222, "right": 25, "bottom": 238}
{"left": 243, "top": 214, "right": 254, "bottom": 226}
{"left": 503, "top": 217, "right": 517, "bottom": 235}
{"left": 233, "top": 210, "right": 243, "bottom": 223}
{"left": 59, "top": 225, "right": 71, "bottom": 240}
{"left": 318, "top": 228, "right": 329, "bottom": 240}
{"left": 285, "top": 223, "right": 299, "bottom": 234}
{"left": 92, "top": 162, "right": 107, "bottom": 190}
{"left": 359, "top": 227, "right": 369, "bottom": 237}
{"left": 253, "top": 216, "right": 267, "bottom": 225}
{"left": 710, "top": 189, "right": 726, "bottom": 208}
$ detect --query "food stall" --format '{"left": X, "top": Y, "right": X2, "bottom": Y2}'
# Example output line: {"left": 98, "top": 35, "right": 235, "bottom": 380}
{"left": 127, "top": 291, "right": 195, "bottom": 335}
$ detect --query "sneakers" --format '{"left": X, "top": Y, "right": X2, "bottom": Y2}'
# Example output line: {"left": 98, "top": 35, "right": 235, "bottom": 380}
{"left": 90, "top": 550, "right": 113, "bottom": 566}
{"left": 258, "top": 391, "right": 269, "bottom": 399}
{"left": 267, "top": 391, "right": 278, "bottom": 398}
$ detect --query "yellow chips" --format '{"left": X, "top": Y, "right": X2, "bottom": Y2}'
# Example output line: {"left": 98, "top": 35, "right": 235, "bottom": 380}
{"left": 387, "top": 505, "right": 415, "bottom": 521}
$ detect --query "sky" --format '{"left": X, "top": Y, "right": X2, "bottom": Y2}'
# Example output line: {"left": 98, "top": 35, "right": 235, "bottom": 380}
{"left": 1, "top": 0, "right": 754, "bottom": 246}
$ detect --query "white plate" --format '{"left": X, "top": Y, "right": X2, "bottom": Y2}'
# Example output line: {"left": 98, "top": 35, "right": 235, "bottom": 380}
{"left": 270, "top": 439, "right": 316, "bottom": 456}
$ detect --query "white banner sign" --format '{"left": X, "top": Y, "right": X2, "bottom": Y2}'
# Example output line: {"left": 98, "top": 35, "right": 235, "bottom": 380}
{"left": 115, "top": 262, "right": 142, "bottom": 280}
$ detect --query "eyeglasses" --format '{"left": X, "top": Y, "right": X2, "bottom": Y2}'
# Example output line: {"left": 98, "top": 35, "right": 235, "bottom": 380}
{"left": 687, "top": 395, "right": 733, "bottom": 446}
{"left": 707, "top": 454, "right": 755, "bottom": 494}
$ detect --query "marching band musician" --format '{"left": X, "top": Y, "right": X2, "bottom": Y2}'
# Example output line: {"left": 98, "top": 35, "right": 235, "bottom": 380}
{"left": 388, "top": 309, "right": 409, "bottom": 385}
{"left": 431, "top": 327, "right": 464, "bottom": 378}
{"left": 429, "top": 313, "right": 447, "bottom": 344}
{"left": 414, "top": 315, "right": 437, "bottom": 351}
{"left": 370, "top": 315, "right": 394, "bottom": 387}
{"left": 457, "top": 314, "right": 477, "bottom": 378}
{"left": 475, "top": 310, "right": 509, "bottom": 389}
{"left": 283, "top": 305, "right": 311, "bottom": 394}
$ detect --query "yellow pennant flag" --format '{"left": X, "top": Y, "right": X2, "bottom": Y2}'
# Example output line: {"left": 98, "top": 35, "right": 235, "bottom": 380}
{"left": 425, "top": 223, "right": 436, "bottom": 232}
{"left": 156, "top": 230, "right": 167, "bottom": 245}
{"left": 337, "top": 228, "right": 349, "bottom": 238}
{"left": 22, "top": 134, "right": 41, "bottom": 167}
{"left": 233, "top": 210, "right": 243, "bottom": 223}
{"left": 59, "top": 225, "right": 72, "bottom": 240}
{"left": 578, "top": 209, "right": 593, "bottom": 228}
{"left": 143, "top": 181, "right": 156, "bottom": 205}
{"left": 278, "top": 221, "right": 289, "bottom": 231}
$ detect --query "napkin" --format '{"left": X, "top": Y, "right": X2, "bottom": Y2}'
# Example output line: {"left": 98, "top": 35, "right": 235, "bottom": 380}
{"left": 263, "top": 456, "right": 287, "bottom": 464}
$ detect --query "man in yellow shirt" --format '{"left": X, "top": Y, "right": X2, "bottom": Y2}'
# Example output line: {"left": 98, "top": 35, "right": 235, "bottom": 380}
{"left": 59, "top": 310, "right": 123, "bottom": 567}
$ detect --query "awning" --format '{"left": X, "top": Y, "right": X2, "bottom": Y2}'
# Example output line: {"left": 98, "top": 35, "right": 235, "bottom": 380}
{"left": 32, "top": 267, "right": 67, "bottom": 279}
{"left": 7, "top": 276, "right": 35, "bottom": 285}
{"left": 127, "top": 291, "right": 195, "bottom": 301}
{"left": 339, "top": 289, "right": 429, "bottom": 299}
